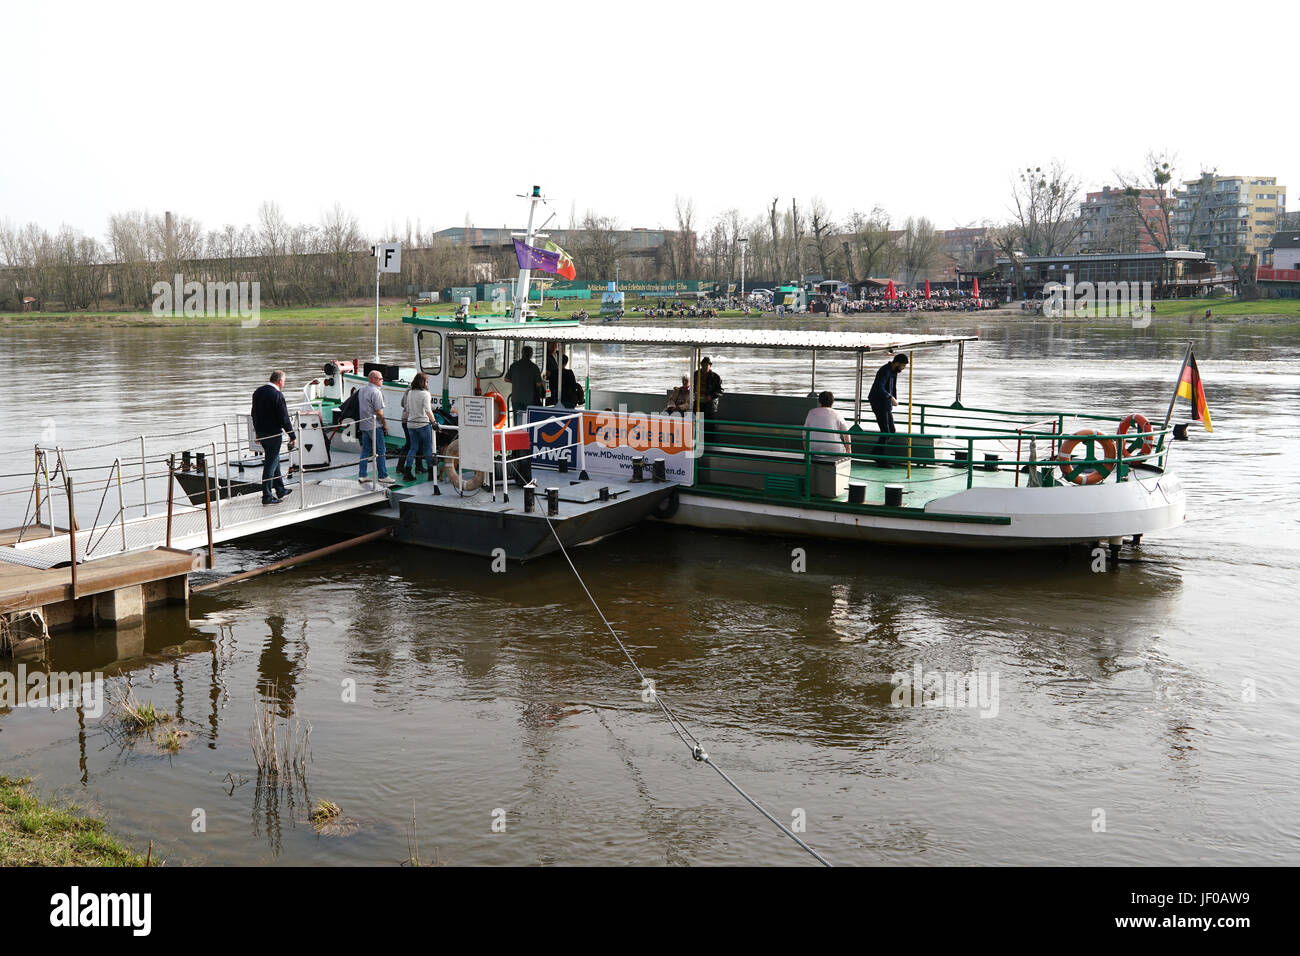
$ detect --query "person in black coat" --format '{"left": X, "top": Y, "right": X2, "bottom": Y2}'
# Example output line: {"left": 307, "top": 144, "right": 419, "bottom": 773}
{"left": 692, "top": 356, "right": 723, "bottom": 417}
{"left": 867, "top": 354, "right": 908, "bottom": 433}
{"left": 251, "top": 370, "right": 297, "bottom": 504}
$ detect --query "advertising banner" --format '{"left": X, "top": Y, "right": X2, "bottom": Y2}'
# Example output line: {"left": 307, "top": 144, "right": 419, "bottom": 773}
{"left": 528, "top": 407, "right": 695, "bottom": 484}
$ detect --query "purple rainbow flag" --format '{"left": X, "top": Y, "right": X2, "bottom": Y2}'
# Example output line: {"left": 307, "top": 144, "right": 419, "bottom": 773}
{"left": 513, "top": 238, "right": 561, "bottom": 274}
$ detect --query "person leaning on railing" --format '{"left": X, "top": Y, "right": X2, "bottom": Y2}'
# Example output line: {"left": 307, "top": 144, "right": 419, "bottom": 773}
{"left": 251, "top": 370, "right": 297, "bottom": 505}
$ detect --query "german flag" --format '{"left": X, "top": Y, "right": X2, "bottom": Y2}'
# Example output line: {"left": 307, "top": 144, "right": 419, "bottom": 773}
{"left": 1176, "top": 351, "right": 1213, "bottom": 432}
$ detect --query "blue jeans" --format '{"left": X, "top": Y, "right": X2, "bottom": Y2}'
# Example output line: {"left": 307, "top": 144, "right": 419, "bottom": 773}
{"left": 260, "top": 435, "right": 286, "bottom": 501}
{"left": 359, "top": 427, "right": 388, "bottom": 478}
{"left": 403, "top": 424, "right": 433, "bottom": 474}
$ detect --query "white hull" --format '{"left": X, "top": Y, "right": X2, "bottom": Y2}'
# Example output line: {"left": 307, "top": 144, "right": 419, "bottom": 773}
{"left": 666, "top": 473, "right": 1185, "bottom": 549}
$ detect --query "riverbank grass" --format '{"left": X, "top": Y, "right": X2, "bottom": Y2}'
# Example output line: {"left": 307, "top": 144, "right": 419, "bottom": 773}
{"left": 0, "top": 776, "right": 151, "bottom": 866}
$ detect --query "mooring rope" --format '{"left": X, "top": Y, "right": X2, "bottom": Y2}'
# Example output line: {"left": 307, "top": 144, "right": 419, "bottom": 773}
{"left": 541, "top": 510, "right": 832, "bottom": 867}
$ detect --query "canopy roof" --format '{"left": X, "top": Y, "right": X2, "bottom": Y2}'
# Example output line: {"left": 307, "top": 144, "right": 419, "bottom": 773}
{"left": 432, "top": 324, "right": 975, "bottom": 353}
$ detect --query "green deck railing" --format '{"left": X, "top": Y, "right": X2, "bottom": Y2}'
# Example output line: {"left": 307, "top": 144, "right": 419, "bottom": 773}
{"left": 696, "top": 405, "right": 1172, "bottom": 505}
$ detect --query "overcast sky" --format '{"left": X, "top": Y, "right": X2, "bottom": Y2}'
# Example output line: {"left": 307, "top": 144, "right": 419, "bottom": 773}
{"left": 4, "top": 0, "right": 1296, "bottom": 240}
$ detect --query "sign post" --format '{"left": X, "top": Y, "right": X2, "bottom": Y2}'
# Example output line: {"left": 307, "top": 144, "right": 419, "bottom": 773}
{"left": 371, "top": 242, "right": 402, "bottom": 362}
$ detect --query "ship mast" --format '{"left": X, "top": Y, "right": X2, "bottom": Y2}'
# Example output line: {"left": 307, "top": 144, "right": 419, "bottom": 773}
{"left": 512, "top": 185, "right": 543, "bottom": 322}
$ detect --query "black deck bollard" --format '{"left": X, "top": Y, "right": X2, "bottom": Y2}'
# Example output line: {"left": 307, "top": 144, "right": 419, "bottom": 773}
{"left": 546, "top": 487, "right": 559, "bottom": 516}
{"left": 652, "top": 458, "right": 666, "bottom": 482}
{"left": 599, "top": 486, "right": 610, "bottom": 502}
{"left": 524, "top": 484, "right": 536, "bottom": 513}
{"left": 884, "top": 484, "right": 904, "bottom": 507}
{"left": 631, "top": 456, "right": 644, "bottom": 482}
{"left": 984, "top": 454, "right": 1000, "bottom": 471}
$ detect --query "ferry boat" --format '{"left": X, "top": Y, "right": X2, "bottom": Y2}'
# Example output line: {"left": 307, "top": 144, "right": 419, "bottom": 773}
{"left": 188, "top": 188, "right": 1186, "bottom": 561}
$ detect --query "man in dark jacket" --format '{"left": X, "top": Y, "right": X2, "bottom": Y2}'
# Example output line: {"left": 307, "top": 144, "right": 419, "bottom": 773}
{"left": 868, "top": 353, "right": 908, "bottom": 433}
{"left": 251, "top": 370, "right": 297, "bottom": 504}
{"left": 505, "top": 346, "right": 545, "bottom": 426}
{"left": 692, "top": 356, "right": 723, "bottom": 417}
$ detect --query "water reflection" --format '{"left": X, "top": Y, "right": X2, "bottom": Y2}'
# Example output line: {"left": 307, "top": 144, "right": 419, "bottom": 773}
{"left": 1, "top": 318, "right": 1297, "bottom": 865}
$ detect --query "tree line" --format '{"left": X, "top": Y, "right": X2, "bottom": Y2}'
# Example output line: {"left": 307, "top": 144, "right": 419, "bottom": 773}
{"left": 4, "top": 151, "right": 1253, "bottom": 311}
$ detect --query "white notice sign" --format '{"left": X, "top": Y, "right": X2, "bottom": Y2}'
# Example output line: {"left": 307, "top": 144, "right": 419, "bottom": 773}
{"left": 373, "top": 243, "right": 402, "bottom": 274}
{"left": 458, "top": 395, "right": 493, "bottom": 471}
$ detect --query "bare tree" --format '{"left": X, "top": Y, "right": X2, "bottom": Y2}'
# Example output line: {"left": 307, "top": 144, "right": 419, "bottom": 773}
{"left": 1007, "top": 162, "right": 1084, "bottom": 256}
{"left": 1113, "top": 151, "right": 1200, "bottom": 253}
{"left": 807, "top": 198, "right": 837, "bottom": 277}
{"left": 672, "top": 195, "right": 696, "bottom": 278}
{"left": 575, "top": 212, "right": 624, "bottom": 280}
{"left": 899, "top": 217, "right": 941, "bottom": 285}
{"left": 847, "top": 207, "right": 897, "bottom": 280}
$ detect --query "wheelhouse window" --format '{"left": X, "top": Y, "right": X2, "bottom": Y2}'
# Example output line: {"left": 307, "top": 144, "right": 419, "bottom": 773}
{"left": 417, "top": 330, "right": 442, "bottom": 375}
{"left": 476, "top": 339, "right": 506, "bottom": 378}
{"left": 449, "top": 336, "right": 469, "bottom": 378}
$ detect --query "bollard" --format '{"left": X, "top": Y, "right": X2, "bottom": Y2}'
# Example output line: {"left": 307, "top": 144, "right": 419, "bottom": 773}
{"left": 546, "top": 487, "right": 559, "bottom": 517}
{"left": 652, "top": 458, "right": 666, "bottom": 482}
{"left": 847, "top": 481, "right": 866, "bottom": 505}
{"left": 599, "top": 486, "right": 610, "bottom": 502}
{"left": 558, "top": 458, "right": 569, "bottom": 474}
{"left": 631, "top": 455, "right": 644, "bottom": 482}
{"left": 984, "top": 454, "right": 1000, "bottom": 472}
{"left": 182, "top": 450, "right": 192, "bottom": 472}
{"left": 884, "top": 484, "right": 904, "bottom": 507}
{"left": 524, "top": 484, "right": 536, "bottom": 513}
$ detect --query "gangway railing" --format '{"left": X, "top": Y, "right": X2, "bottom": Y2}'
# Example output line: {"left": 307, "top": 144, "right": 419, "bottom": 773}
{"left": 0, "top": 412, "right": 390, "bottom": 577}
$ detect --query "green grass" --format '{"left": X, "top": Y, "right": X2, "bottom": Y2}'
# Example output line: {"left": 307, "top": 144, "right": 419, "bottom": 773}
{"left": 5, "top": 295, "right": 1298, "bottom": 328}
{"left": 0, "top": 298, "right": 755, "bottom": 327}
{"left": 1152, "top": 297, "right": 1300, "bottom": 317}
{"left": 0, "top": 776, "right": 152, "bottom": 866}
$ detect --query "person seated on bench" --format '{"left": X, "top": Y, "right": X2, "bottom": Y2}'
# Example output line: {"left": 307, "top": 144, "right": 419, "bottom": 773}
{"left": 804, "top": 391, "right": 850, "bottom": 457}
{"left": 665, "top": 375, "right": 691, "bottom": 414}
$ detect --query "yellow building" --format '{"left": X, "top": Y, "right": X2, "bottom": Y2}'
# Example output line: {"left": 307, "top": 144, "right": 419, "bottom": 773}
{"left": 1171, "top": 175, "right": 1286, "bottom": 261}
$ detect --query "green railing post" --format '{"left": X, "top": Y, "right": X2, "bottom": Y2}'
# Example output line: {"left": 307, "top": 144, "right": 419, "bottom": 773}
{"left": 966, "top": 437, "right": 974, "bottom": 488}
{"left": 803, "top": 427, "right": 812, "bottom": 500}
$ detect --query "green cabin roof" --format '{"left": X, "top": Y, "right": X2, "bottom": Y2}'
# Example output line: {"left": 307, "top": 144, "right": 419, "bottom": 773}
{"left": 401, "top": 314, "right": 582, "bottom": 332}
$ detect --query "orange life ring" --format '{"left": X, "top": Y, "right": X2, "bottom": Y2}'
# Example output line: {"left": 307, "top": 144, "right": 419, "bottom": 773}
{"left": 484, "top": 390, "right": 507, "bottom": 428}
{"left": 1056, "top": 430, "right": 1117, "bottom": 485}
{"left": 1117, "top": 413, "right": 1153, "bottom": 458}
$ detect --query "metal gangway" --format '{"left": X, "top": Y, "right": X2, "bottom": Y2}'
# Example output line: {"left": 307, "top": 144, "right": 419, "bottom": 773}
{"left": 0, "top": 413, "right": 390, "bottom": 580}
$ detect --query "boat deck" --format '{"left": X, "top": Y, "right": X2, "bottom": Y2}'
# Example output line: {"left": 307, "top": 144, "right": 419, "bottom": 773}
{"left": 843, "top": 458, "right": 1021, "bottom": 509}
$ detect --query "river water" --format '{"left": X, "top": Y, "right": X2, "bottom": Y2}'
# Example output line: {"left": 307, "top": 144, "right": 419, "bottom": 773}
{"left": 1, "top": 316, "right": 1297, "bottom": 866}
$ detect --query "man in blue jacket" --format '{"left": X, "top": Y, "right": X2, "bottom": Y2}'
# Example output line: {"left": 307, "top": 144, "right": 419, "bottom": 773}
{"left": 251, "top": 370, "right": 297, "bottom": 504}
{"left": 867, "top": 353, "right": 907, "bottom": 434}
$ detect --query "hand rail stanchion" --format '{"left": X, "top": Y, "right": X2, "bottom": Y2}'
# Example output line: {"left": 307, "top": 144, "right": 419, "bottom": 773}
{"left": 222, "top": 423, "right": 231, "bottom": 502}
{"left": 211, "top": 442, "right": 222, "bottom": 529}
{"left": 33, "top": 446, "right": 42, "bottom": 531}
{"left": 578, "top": 412, "right": 587, "bottom": 477}
{"left": 202, "top": 453, "right": 215, "bottom": 568}
{"left": 166, "top": 455, "right": 175, "bottom": 549}
{"left": 296, "top": 414, "right": 305, "bottom": 510}
{"left": 45, "top": 451, "right": 55, "bottom": 538}
{"left": 62, "top": 450, "right": 77, "bottom": 599}
{"left": 140, "top": 436, "right": 149, "bottom": 517}
{"left": 966, "top": 437, "right": 974, "bottom": 489}
{"left": 116, "top": 459, "right": 127, "bottom": 552}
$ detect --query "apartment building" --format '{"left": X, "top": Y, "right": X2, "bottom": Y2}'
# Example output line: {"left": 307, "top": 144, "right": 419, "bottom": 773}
{"left": 1171, "top": 175, "right": 1286, "bottom": 261}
